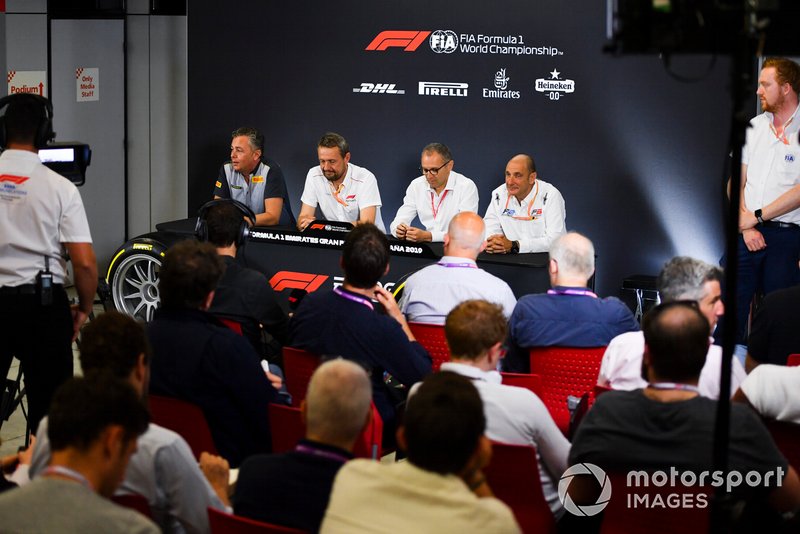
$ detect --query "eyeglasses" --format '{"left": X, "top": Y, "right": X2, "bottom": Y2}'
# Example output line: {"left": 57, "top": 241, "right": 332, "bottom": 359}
{"left": 419, "top": 160, "right": 452, "bottom": 177}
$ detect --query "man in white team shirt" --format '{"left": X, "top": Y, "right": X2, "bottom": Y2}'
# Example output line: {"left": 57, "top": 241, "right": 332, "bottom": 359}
{"left": 598, "top": 256, "right": 746, "bottom": 399}
{"left": 390, "top": 142, "right": 479, "bottom": 242}
{"left": 297, "top": 132, "right": 385, "bottom": 232}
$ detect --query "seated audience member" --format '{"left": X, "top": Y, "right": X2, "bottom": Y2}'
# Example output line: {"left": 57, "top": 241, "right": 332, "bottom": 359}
{"left": 321, "top": 372, "right": 521, "bottom": 533}
{"left": 234, "top": 359, "right": 371, "bottom": 532}
{"left": 745, "top": 284, "right": 800, "bottom": 371}
{"left": 0, "top": 437, "right": 35, "bottom": 492}
{"left": 399, "top": 212, "right": 517, "bottom": 324}
{"left": 0, "top": 376, "right": 158, "bottom": 533}
{"left": 147, "top": 240, "right": 278, "bottom": 467}
{"left": 203, "top": 199, "right": 288, "bottom": 358}
{"left": 571, "top": 302, "right": 800, "bottom": 521}
{"left": 505, "top": 232, "right": 638, "bottom": 373}
{"left": 213, "top": 126, "right": 295, "bottom": 226}
{"left": 598, "top": 256, "right": 746, "bottom": 399}
{"left": 297, "top": 132, "right": 385, "bottom": 231}
{"left": 440, "top": 300, "right": 569, "bottom": 518}
{"left": 484, "top": 153, "right": 566, "bottom": 254}
{"left": 288, "top": 224, "right": 431, "bottom": 440}
{"left": 734, "top": 364, "right": 800, "bottom": 424}
{"left": 389, "top": 142, "right": 479, "bottom": 242}
{"left": 29, "top": 311, "right": 229, "bottom": 534}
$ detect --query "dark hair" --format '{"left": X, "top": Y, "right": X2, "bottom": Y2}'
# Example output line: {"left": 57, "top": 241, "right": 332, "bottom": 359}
{"left": 318, "top": 132, "right": 349, "bottom": 157}
{"left": 48, "top": 375, "right": 149, "bottom": 452}
{"left": 403, "top": 371, "right": 485, "bottom": 475}
{"left": 445, "top": 300, "right": 506, "bottom": 360}
{"left": 4, "top": 95, "right": 46, "bottom": 145}
{"left": 159, "top": 240, "right": 225, "bottom": 309}
{"left": 205, "top": 201, "right": 244, "bottom": 247}
{"left": 80, "top": 311, "right": 151, "bottom": 378}
{"left": 763, "top": 57, "right": 800, "bottom": 94}
{"left": 422, "top": 142, "right": 453, "bottom": 162}
{"left": 642, "top": 301, "right": 709, "bottom": 382}
{"left": 231, "top": 126, "right": 264, "bottom": 153}
{"left": 342, "top": 224, "right": 389, "bottom": 288}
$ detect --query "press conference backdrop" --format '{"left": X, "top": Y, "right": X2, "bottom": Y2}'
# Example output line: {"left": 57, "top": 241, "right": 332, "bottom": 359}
{"left": 188, "top": 0, "right": 735, "bottom": 296}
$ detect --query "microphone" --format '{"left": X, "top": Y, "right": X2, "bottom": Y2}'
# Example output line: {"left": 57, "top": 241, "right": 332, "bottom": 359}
{"left": 288, "top": 288, "right": 308, "bottom": 311}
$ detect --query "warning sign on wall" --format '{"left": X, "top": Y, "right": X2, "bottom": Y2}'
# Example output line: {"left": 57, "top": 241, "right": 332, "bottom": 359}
{"left": 7, "top": 71, "right": 47, "bottom": 97}
{"left": 76, "top": 67, "right": 99, "bottom": 102}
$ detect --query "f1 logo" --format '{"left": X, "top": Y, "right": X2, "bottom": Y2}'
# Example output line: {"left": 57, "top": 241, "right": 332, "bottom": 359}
{"left": 0, "top": 174, "right": 29, "bottom": 184}
{"left": 366, "top": 31, "right": 431, "bottom": 52}
{"left": 269, "top": 271, "right": 329, "bottom": 293}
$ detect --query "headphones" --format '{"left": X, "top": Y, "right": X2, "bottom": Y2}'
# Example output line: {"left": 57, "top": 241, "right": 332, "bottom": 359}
{"left": 0, "top": 93, "right": 55, "bottom": 149}
{"left": 195, "top": 198, "right": 255, "bottom": 247}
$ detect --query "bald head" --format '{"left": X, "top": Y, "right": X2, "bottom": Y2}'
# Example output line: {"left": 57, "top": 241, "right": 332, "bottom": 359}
{"left": 304, "top": 359, "right": 372, "bottom": 449}
{"left": 549, "top": 232, "right": 594, "bottom": 285}
{"left": 444, "top": 212, "right": 486, "bottom": 259}
{"left": 511, "top": 153, "right": 536, "bottom": 174}
{"left": 643, "top": 302, "right": 709, "bottom": 383}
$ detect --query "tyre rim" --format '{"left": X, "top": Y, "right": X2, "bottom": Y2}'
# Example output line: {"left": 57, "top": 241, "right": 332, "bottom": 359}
{"left": 111, "top": 253, "right": 162, "bottom": 321}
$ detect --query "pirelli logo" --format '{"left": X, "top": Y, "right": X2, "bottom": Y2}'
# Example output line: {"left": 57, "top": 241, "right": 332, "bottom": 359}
{"left": 366, "top": 31, "right": 431, "bottom": 52}
{"left": 0, "top": 174, "right": 30, "bottom": 184}
{"left": 269, "top": 271, "right": 329, "bottom": 293}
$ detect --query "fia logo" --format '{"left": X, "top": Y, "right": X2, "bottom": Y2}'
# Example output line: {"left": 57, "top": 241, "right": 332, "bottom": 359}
{"left": 786, "top": 154, "right": 795, "bottom": 163}
{"left": 494, "top": 68, "right": 509, "bottom": 90}
{"left": 430, "top": 30, "right": 458, "bottom": 54}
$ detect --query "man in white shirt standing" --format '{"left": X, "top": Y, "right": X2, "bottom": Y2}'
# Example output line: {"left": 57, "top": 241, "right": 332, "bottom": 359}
{"left": 297, "top": 132, "right": 384, "bottom": 232}
{"left": 484, "top": 154, "right": 566, "bottom": 254}
{"left": 390, "top": 143, "right": 479, "bottom": 242}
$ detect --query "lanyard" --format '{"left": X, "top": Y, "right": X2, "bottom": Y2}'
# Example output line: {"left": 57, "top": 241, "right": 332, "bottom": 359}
{"left": 648, "top": 382, "right": 701, "bottom": 394}
{"left": 547, "top": 288, "right": 598, "bottom": 298}
{"left": 42, "top": 466, "right": 93, "bottom": 490}
{"left": 430, "top": 190, "right": 449, "bottom": 220}
{"left": 333, "top": 287, "right": 374, "bottom": 310}
{"left": 769, "top": 116, "right": 794, "bottom": 145}
{"left": 331, "top": 182, "right": 348, "bottom": 207}
{"left": 503, "top": 181, "right": 539, "bottom": 220}
{"left": 295, "top": 443, "right": 350, "bottom": 463}
{"left": 437, "top": 261, "right": 478, "bottom": 269}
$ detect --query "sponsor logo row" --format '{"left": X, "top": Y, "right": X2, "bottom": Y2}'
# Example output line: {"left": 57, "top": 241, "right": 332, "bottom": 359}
{"left": 353, "top": 68, "right": 576, "bottom": 101}
{"left": 366, "top": 30, "right": 563, "bottom": 57}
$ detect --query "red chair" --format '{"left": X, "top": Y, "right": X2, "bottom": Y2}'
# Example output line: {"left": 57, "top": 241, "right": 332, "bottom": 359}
{"left": 208, "top": 507, "right": 306, "bottom": 533}
{"left": 407, "top": 322, "right": 450, "bottom": 371}
{"left": 148, "top": 394, "right": 218, "bottom": 459}
{"left": 787, "top": 354, "right": 800, "bottom": 366}
{"left": 268, "top": 403, "right": 304, "bottom": 454}
{"left": 598, "top": 472, "right": 710, "bottom": 534}
{"left": 218, "top": 317, "right": 243, "bottom": 335}
{"left": 112, "top": 493, "right": 152, "bottom": 518}
{"left": 283, "top": 347, "right": 321, "bottom": 404}
{"left": 500, "top": 372, "right": 544, "bottom": 397}
{"left": 529, "top": 346, "right": 606, "bottom": 435}
{"left": 352, "top": 402, "right": 383, "bottom": 460}
{"left": 484, "top": 441, "right": 556, "bottom": 534}
{"left": 763, "top": 418, "right": 800, "bottom": 469}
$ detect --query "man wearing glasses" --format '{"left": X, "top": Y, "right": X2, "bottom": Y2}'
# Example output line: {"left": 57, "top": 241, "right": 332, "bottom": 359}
{"left": 483, "top": 154, "right": 566, "bottom": 254}
{"left": 390, "top": 143, "right": 479, "bottom": 242}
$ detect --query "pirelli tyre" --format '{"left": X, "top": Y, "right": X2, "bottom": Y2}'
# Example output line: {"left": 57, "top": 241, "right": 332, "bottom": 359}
{"left": 106, "top": 237, "right": 168, "bottom": 322}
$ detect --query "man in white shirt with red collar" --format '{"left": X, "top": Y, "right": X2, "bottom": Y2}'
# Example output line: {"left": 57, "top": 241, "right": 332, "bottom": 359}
{"left": 484, "top": 153, "right": 566, "bottom": 254}
{"left": 298, "top": 132, "right": 385, "bottom": 232}
{"left": 390, "top": 143, "right": 479, "bottom": 242}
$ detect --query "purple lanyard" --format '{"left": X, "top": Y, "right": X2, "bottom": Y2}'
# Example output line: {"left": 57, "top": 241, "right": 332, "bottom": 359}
{"left": 547, "top": 288, "right": 598, "bottom": 298}
{"left": 437, "top": 261, "right": 478, "bottom": 269}
{"left": 333, "top": 287, "right": 374, "bottom": 310}
{"left": 295, "top": 444, "right": 350, "bottom": 463}
{"left": 649, "top": 382, "right": 701, "bottom": 394}
{"left": 42, "top": 466, "right": 93, "bottom": 490}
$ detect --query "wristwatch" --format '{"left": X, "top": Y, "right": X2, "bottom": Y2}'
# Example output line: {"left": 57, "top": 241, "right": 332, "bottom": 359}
{"left": 509, "top": 241, "right": 520, "bottom": 254}
{"left": 755, "top": 209, "right": 765, "bottom": 225}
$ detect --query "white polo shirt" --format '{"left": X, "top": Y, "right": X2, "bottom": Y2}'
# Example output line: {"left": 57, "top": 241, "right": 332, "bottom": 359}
{"left": 389, "top": 171, "right": 479, "bottom": 241}
{"left": 483, "top": 179, "right": 566, "bottom": 253}
{"left": 0, "top": 149, "right": 92, "bottom": 286}
{"left": 739, "top": 364, "right": 800, "bottom": 424}
{"left": 301, "top": 162, "right": 385, "bottom": 232}
{"left": 742, "top": 106, "right": 800, "bottom": 224}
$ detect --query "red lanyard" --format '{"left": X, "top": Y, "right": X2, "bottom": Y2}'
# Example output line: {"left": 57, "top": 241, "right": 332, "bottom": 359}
{"left": 503, "top": 181, "right": 539, "bottom": 220}
{"left": 331, "top": 182, "right": 348, "bottom": 206}
{"left": 430, "top": 190, "right": 449, "bottom": 220}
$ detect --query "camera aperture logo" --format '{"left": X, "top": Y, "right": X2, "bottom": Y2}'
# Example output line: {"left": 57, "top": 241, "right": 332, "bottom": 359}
{"left": 558, "top": 463, "right": 612, "bottom": 516}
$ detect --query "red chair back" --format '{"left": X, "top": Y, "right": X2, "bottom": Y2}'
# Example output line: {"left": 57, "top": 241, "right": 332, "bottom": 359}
{"left": 148, "top": 394, "right": 218, "bottom": 459}
{"left": 599, "top": 472, "right": 710, "bottom": 534}
{"left": 500, "top": 372, "right": 544, "bottom": 397}
{"left": 283, "top": 347, "right": 321, "bottom": 404}
{"left": 787, "top": 354, "right": 800, "bottom": 366}
{"left": 407, "top": 322, "right": 450, "bottom": 371}
{"left": 484, "top": 441, "right": 556, "bottom": 534}
{"left": 529, "top": 346, "right": 606, "bottom": 435}
{"left": 112, "top": 494, "right": 152, "bottom": 518}
{"left": 208, "top": 507, "right": 306, "bottom": 533}
{"left": 352, "top": 402, "right": 383, "bottom": 460}
{"left": 268, "top": 403, "right": 304, "bottom": 454}
{"left": 218, "top": 317, "right": 243, "bottom": 335}
{"left": 763, "top": 418, "right": 800, "bottom": 469}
